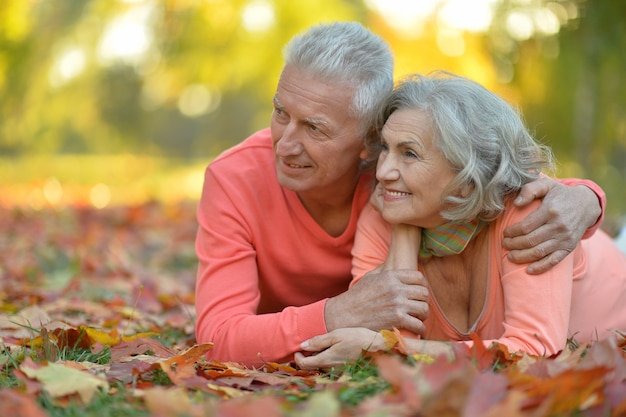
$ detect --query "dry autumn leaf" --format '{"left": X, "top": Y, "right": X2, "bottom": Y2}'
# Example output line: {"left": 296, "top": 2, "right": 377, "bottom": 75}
{"left": 2, "top": 202, "right": 625, "bottom": 416}
{"left": 19, "top": 358, "right": 110, "bottom": 403}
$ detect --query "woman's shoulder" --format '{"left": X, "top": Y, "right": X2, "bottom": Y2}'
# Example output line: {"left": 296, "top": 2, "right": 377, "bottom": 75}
{"left": 489, "top": 196, "right": 542, "bottom": 238}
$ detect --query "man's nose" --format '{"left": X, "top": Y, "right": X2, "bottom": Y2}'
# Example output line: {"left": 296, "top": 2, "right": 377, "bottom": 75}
{"left": 275, "top": 123, "right": 303, "bottom": 156}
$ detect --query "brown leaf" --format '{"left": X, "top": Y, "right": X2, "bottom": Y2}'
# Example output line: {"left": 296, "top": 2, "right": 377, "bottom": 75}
{"left": 375, "top": 354, "right": 422, "bottom": 410}
{"left": 110, "top": 337, "right": 176, "bottom": 362}
{"left": 159, "top": 343, "right": 213, "bottom": 385}
{"left": 0, "top": 389, "right": 49, "bottom": 417}
{"left": 217, "top": 394, "right": 285, "bottom": 417}
{"left": 463, "top": 372, "right": 508, "bottom": 417}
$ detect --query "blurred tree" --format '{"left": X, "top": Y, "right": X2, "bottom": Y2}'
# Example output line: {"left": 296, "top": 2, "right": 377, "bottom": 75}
{"left": 0, "top": 0, "right": 623, "bottom": 215}
{"left": 0, "top": 0, "right": 366, "bottom": 158}
{"left": 490, "top": 1, "right": 626, "bottom": 218}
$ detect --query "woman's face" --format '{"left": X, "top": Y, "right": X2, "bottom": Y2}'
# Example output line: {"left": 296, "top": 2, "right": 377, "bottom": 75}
{"left": 376, "top": 108, "right": 457, "bottom": 228}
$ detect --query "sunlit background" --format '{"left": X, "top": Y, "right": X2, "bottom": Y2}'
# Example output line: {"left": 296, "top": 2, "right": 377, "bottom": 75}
{"left": 0, "top": 0, "right": 624, "bottom": 227}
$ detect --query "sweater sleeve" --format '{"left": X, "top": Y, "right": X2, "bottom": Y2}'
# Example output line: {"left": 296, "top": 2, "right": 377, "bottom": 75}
{"left": 558, "top": 178, "right": 606, "bottom": 239}
{"left": 350, "top": 203, "right": 392, "bottom": 284}
{"left": 194, "top": 166, "right": 327, "bottom": 367}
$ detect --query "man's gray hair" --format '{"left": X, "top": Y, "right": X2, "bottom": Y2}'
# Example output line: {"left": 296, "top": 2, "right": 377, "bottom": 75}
{"left": 371, "top": 71, "right": 554, "bottom": 222}
{"left": 283, "top": 21, "right": 394, "bottom": 142}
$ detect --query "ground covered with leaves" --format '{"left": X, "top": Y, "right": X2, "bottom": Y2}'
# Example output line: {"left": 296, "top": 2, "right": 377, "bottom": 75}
{"left": 1, "top": 202, "right": 625, "bottom": 417}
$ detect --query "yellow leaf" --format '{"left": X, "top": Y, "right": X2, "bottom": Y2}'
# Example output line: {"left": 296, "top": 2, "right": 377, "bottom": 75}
{"left": 20, "top": 362, "right": 109, "bottom": 403}
{"left": 207, "top": 383, "right": 249, "bottom": 399}
{"left": 380, "top": 329, "right": 398, "bottom": 350}
{"left": 82, "top": 327, "right": 159, "bottom": 346}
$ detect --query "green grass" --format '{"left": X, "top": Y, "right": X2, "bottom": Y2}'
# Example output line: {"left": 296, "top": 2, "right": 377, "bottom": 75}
{"left": 332, "top": 356, "right": 391, "bottom": 407}
{"left": 38, "top": 383, "right": 149, "bottom": 417}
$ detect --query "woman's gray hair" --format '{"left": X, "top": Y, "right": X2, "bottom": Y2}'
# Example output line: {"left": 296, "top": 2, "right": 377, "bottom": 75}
{"left": 370, "top": 71, "right": 554, "bottom": 222}
{"left": 283, "top": 22, "right": 394, "bottom": 145}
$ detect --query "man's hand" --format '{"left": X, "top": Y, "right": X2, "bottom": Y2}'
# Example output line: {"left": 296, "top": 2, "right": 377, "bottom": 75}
{"left": 503, "top": 177, "right": 601, "bottom": 274}
{"left": 324, "top": 269, "right": 429, "bottom": 335}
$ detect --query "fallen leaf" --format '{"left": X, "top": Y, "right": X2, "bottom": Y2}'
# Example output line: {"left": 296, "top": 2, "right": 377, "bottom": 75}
{"left": 20, "top": 359, "right": 110, "bottom": 403}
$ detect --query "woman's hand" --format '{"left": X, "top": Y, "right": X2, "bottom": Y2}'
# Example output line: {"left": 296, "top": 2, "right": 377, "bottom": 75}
{"left": 294, "top": 328, "right": 385, "bottom": 370}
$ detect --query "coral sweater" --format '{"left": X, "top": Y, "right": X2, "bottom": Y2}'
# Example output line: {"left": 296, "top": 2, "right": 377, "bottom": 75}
{"left": 351, "top": 194, "right": 624, "bottom": 357}
{"left": 195, "top": 128, "right": 372, "bottom": 366}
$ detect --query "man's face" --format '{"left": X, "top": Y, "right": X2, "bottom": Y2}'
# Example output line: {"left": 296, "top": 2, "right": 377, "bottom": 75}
{"left": 270, "top": 65, "right": 366, "bottom": 198}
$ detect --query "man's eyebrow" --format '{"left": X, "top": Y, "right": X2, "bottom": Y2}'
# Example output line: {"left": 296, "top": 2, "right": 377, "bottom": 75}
{"left": 273, "top": 96, "right": 283, "bottom": 108}
{"left": 304, "top": 117, "right": 328, "bottom": 126}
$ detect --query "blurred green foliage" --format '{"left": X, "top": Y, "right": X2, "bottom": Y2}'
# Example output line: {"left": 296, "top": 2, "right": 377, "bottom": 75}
{"left": 0, "top": 0, "right": 623, "bottom": 219}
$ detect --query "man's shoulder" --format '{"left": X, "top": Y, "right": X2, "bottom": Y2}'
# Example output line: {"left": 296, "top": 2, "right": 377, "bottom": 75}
{"left": 212, "top": 128, "right": 273, "bottom": 165}
{"left": 206, "top": 128, "right": 276, "bottom": 188}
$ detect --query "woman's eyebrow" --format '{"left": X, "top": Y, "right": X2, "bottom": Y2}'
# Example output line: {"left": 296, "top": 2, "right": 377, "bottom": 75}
{"left": 397, "top": 139, "right": 423, "bottom": 150}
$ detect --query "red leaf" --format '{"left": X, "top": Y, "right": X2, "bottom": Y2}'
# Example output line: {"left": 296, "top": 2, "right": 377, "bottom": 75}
{"left": 0, "top": 389, "right": 49, "bottom": 417}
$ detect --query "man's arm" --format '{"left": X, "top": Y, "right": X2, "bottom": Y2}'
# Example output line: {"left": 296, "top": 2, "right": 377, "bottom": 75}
{"left": 502, "top": 176, "right": 605, "bottom": 274}
{"left": 195, "top": 167, "right": 327, "bottom": 367}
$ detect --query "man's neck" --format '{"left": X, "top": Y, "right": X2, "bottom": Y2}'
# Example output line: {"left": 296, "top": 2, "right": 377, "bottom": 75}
{"left": 297, "top": 177, "right": 360, "bottom": 237}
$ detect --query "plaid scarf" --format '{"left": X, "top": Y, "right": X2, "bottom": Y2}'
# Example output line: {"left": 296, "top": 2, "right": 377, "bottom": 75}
{"left": 419, "top": 219, "right": 486, "bottom": 261}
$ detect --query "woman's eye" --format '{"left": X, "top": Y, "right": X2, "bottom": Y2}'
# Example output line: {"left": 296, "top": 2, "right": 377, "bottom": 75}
{"left": 404, "top": 150, "right": 418, "bottom": 158}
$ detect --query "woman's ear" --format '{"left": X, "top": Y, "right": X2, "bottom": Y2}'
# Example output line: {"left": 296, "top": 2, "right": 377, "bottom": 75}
{"left": 459, "top": 181, "right": 474, "bottom": 198}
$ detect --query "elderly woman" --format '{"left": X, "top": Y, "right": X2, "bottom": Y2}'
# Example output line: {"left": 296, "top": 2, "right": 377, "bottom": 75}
{"left": 295, "top": 72, "right": 626, "bottom": 369}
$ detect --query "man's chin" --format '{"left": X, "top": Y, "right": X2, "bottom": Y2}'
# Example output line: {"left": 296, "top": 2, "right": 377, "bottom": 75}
{"left": 276, "top": 172, "right": 306, "bottom": 192}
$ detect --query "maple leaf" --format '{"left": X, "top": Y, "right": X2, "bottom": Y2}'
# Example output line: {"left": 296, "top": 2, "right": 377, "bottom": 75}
{"left": 20, "top": 358, "right": 110, "bottom": 403}
{"left": 110, "top": 337, "right": 176, "bottom": 361}
{"left": 83, "top": 326, "right": 160, "bottom": 346}
{"left": 159, "top": 343, "right": 213, "bottom": 385}
{"left": 375, "top": 353, "right": 422, "bottom": 410}
{"left": 216, "top": 393, "right": 285, "bottom": 416}
{"left": 0, "top": 389, "right": 49, "bottom": 417}
{"left": 462, "top": 372, "right": 508, "bottom": 417}
{"left": 142, "top": 386, "right": 207, "bottom": 417}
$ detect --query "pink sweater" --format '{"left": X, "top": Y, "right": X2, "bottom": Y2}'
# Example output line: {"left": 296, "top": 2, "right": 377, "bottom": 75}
{"left": 351, "top": 194, "right": 625, "bottom": 356}
{"left": 195, "top": 128, "right": 372, "bottom": 366}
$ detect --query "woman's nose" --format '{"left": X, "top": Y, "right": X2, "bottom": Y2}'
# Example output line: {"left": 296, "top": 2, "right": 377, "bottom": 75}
{"left": 376, "top": 153, "right": 400, "bottom": 182}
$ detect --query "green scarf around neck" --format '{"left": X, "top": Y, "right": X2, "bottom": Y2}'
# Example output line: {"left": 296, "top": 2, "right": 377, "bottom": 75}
{"left": 419, "top": 219, "right": 486, "bottom": 261}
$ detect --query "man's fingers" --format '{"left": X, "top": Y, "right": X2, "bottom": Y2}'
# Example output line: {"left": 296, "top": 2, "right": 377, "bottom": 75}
{"left": 503, "top": 207, "right": 550, "bottom": 239}
{"left": 514, "top": 177, "right": 555, "bottom": 207}
{"left": 401, "top": 314, "right": 427, "bottom": 336}
{"left": 525, "top": 250, "right": 569, "bottom": 275}
{"left": 506, "top": 237, "right": 557, "bottom": 263}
